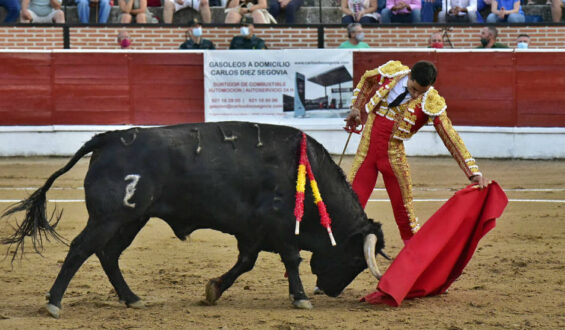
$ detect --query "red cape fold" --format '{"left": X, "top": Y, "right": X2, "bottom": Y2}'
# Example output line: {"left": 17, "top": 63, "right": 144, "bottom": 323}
{"left": 361, "top": 181, "right": 508, "bottom": 307}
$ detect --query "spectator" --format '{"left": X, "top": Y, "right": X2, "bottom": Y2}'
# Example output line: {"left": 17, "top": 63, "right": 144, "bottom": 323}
{"left": 225, "top": 0, "right": 271, "bottom": 24}
{"left": 486, "top": 0, "right": 524, "bottom": 22}
{"left": 119, "top": 0, "right": 157, "bottom": 23}
{"left": 421, "top": 0, "right": 442, "bottom": 22}
{"left": 76, "top": 0, "right": 110, "bottom": 23}
{"left": 428, "top": 31, "right": 443, "bottom": 48}
{"left": 339, "top": 23, "right": 370, "bottom": 48}
{"left": 340, "top": 0, "right": 379, "bottom": 24}
{"left": 21, "top": 0, "right": 65, "bottom": 23}
{"left": 381, "top": 0, "right": 421, "bottom": 23}
{"left": 515, "top": 33, "right": 530, "bottom": 48}
{"left": 552, "top": 0, "right": 564, "bottom": 22}
{"left": 1, "top": 0, "right": 21, "bottom": 22}
{"left": 117, "top": 30, "right": 131, "bottom": 48}
{"left": 476, "top": 26, "right": 508, "bottom": 48}
{"left": 438, "top": 0, "right": 477, "bottom": 22}
{"left": 163, "top": 0, "right": 211, "bottom": 24}
{"left": 268, "top": 0, "right": 303, "bottom": 23}
{"left": 179, "top": 18, "right": 216, "bottom": 49}
{"left": 476, "top": 0, "right": 491, "bottom": 22}
{"left": 229, "top": 16, "right": 267, "bottom": 49}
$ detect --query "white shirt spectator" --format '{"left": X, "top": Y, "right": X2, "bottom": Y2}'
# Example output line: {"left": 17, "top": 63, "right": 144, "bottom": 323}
{"left": 438, "top": 0, "right": 477, "bottom": 22}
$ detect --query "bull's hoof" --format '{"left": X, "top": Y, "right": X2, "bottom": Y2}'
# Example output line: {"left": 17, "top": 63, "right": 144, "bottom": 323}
{"left": 204, "top": 278, "right": 221, "bottom": 305}
{"left": 313, "top": 286, "right": 324, "bottom": 295}
{"left": 292, "top": 299, "right": 313, "bottom": 309}
{"left": 45, "top": 303, "right": 60, "bottom": 319}
{"left": 127, "top": 300, "right": 145, "bottom": 309}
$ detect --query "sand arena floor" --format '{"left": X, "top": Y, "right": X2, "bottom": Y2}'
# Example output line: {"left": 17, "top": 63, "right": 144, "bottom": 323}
{"left": 0, "top": 156, "right": 564, "bottom": 329}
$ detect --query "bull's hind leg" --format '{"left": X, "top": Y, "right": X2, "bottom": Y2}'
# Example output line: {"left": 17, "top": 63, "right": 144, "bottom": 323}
{"left": 280, "top": 249, "right": 312, "bottom": 309}
{"left": 204, "top": 240, "right": 259, "bottom": 305}
{"left": 96, "top": 217, "right": 149, "bottom": 308}
{"left": 46, "top": 219, "right": 121, "bottom": 318}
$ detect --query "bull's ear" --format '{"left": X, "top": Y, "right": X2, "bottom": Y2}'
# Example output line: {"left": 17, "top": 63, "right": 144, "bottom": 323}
{"left": 368, "top": 220, "right": 385, "bottom": 250}
{"left": 368, "top": 219, "right": 383, "bottom": 232}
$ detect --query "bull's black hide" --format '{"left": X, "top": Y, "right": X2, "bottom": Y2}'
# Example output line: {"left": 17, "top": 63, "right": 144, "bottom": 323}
{"left": 1, "top": 121, "right": 385, "bottom": 318}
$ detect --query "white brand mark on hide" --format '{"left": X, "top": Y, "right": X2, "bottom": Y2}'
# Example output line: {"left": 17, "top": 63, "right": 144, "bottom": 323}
{"left": 123, "top": 174, "right": 141, "bottom": 208}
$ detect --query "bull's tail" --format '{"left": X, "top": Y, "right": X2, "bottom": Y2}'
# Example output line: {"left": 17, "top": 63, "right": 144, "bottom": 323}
{"left": 1, "top": 133, "right": 108, "bottom": 262}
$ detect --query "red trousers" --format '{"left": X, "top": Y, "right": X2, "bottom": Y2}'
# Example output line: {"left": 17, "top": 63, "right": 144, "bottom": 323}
{"left": 351, "top": 114, "right": 417, "bottom": 241}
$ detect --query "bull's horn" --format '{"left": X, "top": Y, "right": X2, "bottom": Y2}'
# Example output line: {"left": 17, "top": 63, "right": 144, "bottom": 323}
{"left": 363, "top": 234, "right": 382, "bottom": 280}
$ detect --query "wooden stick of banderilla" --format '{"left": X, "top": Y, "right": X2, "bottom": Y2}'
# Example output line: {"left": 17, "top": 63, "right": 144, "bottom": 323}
{"left": 338, "top": 132, "right": 353, "bottom": 167}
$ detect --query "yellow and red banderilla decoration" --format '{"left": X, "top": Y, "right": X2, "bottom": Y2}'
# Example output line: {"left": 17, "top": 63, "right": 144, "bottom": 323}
{"left": 294, "top": 132, "right": 336, "bottom": 246}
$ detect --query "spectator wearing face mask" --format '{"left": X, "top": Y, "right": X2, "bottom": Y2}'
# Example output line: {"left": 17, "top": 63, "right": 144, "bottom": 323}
{"left": 229, "top": 16, "right": 267, "bottom": 49}
{"left": 339, "top": 23, "right": 370, "bottom": 49}
{"left": 428, "top": 32, "right": 443, "bottom": 49}
{"left": 118, "top": 30, "right": 132, "bottom": 49}
{"left": 476, "top": 26, "right": 508, "bottom": 48}
{"left": 515, "top": 34, "right": 530, "bottom": 49}
{"left": 180, "top": 18, "right": 216, "bottom": 50}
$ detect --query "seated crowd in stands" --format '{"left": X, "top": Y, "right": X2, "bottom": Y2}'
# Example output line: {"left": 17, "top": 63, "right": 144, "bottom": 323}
{"left": 334, "top": 23, "right": 531, "bottom": 49}
{"left": 108, "top": 21, "right": 535, "bottom": 50}
{"left": 2, "top": 0, "right": 563, "bottom": 23}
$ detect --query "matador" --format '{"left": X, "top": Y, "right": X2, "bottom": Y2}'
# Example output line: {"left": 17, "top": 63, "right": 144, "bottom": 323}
{"left": 344, "top": 60, "right": 487, "bottom": 243}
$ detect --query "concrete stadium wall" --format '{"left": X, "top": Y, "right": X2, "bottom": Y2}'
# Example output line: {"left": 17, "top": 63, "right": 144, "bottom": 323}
{"left": 3, "top": 124, "right": 565, "bottom": 159}
{"left": 1, "top": 25, "right": 565, "bottom": 50}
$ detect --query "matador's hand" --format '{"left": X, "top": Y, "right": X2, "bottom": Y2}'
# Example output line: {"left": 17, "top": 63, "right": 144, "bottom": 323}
{"left": 470, "top": 174, "right": 488, "bottom": 189}
{"left": 344, "top": 107, "right": 362, "bottom": 133}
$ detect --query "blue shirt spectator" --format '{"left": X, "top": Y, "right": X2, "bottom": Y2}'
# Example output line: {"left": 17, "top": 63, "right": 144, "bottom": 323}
{"left": 0, "top": 0, "right": 21, "bottom": 22}
{"left": 421, "top": 0, "right": 442, "bottom": 22}
{"left": 486, "top": 0, "right": 524, "bottom": 22}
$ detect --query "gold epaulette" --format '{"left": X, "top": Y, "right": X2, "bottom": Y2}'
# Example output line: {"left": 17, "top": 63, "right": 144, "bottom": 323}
{"left": 421, "top": 87, "right": 447, "bottom": 116}
{"left": 377, "top": 60, "right": 411, "bottom": 78}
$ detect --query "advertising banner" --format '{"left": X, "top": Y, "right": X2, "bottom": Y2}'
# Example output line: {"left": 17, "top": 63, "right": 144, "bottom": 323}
{"left": 204, "top": 49, "right": 354, "bottom": 125}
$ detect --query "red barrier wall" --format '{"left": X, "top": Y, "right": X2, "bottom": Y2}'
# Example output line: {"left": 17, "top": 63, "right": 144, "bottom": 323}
{"left": 1, "top": 51, "right": 565, "bottom": 127}
{"left": 353, "top": 51, "right": 565, "bottom": 127}
{"left": 0, "top": 52, "right": 204, "bottom": 125}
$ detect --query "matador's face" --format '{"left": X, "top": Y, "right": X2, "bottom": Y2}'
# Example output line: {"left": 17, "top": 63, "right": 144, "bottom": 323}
{"left": 407, "top": 75, "right": 431, "bottom": 99}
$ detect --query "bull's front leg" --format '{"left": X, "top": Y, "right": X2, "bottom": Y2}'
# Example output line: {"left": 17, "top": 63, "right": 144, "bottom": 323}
{"left": 203, "top": 242, "right": 259, "bottom": 306}
{"left": 281, "top": 252, "right": 312, "bottom": 309}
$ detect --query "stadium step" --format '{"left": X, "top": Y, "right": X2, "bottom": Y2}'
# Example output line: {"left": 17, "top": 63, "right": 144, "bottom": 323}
{"left": 1, "top": 2, "right": 562, "bottom": 24}
{"left": 53, "top": 5, "right": 345, "bottom": 24}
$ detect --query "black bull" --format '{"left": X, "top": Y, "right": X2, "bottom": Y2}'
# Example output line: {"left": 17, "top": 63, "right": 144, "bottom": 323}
{"left": 1, "top": 121, "right": 386, "bottom": 318}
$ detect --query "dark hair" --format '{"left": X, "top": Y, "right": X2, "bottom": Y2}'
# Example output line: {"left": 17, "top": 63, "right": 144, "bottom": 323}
{"left": 410, "top": 61, "right": 437, "bottom": 87}
{"left": 517, "top": 34, "right": 530, "bottom": 39}
{"left": 347, "top": 23, "right": 361, "bottom": 39}
{"left": 487, "top": 26, "right": 498, "bottom": 38}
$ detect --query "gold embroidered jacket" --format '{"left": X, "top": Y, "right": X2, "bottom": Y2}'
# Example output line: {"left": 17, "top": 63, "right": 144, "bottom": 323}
{"left": 351, "top": 60, "right": 481, "bottom": 178}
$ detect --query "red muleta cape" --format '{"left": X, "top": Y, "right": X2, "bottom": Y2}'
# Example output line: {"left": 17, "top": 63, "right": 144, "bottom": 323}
{"left": 362, "top": 181, "right": 508, "bottom": 307}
